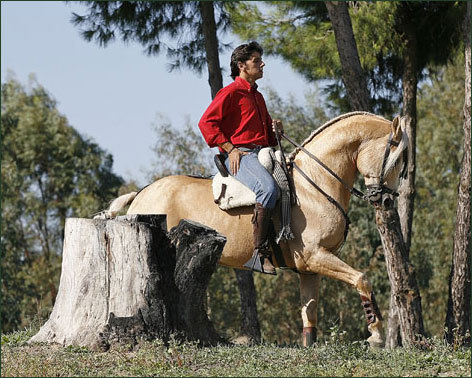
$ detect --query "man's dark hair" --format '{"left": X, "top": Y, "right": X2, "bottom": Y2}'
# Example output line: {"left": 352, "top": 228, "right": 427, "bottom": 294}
{"left": 230, "top": 41, "right": 263, "bottom": 80}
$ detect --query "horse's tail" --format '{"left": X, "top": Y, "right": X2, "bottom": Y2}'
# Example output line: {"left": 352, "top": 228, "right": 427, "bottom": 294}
{"left": 93, "top": 191, "right": 138, "bottom": 219}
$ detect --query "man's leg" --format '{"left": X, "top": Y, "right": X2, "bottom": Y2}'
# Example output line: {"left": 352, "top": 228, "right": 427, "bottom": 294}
{"left": 225, "top": 151, "right": 279, "bottom": 274}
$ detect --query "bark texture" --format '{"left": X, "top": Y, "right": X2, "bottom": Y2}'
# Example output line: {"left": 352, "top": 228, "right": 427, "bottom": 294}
{"left": 396, "top": 4, "right": 418, "bottom": 254}
{"left": 325, "top": 1, "right": 371, "bottom": 111}
{"left": 29, "top": 215, "right": 226, "bottom": 350}
{"left": 375, "top": 209, "right": 424, "bottom": 346}
{"left": 234, "top": 270, "right": 261, "bottom": 344}
{"left": 199, "top": 1, "right": 223, "bottom": 100}
{"left": 445, "top": 2, "right": 471, "bottom": 346}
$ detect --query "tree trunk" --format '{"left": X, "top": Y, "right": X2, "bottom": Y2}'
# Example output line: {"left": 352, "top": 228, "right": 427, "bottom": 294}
{"left": 397, "top": 5, "right": 418, "bottom": 254}
{"left": 385, "top": 294, "right": 401, "bottom": 349}
{"left": 29, "top": 215, "right": 227, "bottom": 350}
{"left": 325, "top": 1, "right": 371, "bottom": 111}
{"left": 445, "top": 2, "right": 471, "bottom": 346}
{"left": 375, "top": 209, "right": 424, "bottom": 346}
{"left": 234, "top": 270, "right": 261, "bottom": 344}
{"left": 200, "top": 1, "right": 262, "bottom": 342}
{"left": 325, "top": 0, "right": 424, "bottom": 347}
{"left": 199, "top": 1, "right": 223, "bottom": 99}
{"left": 388, "top": 4, "right": 419, "bottom": 347}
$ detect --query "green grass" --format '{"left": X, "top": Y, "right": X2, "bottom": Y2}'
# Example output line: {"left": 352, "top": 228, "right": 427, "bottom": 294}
{"left": 1, "top": 329, "right": 470, "bottom": 377}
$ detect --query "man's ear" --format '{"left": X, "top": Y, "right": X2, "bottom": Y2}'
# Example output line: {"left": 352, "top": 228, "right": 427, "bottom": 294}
{"left": 237, "top": 61, "right": 245, "bottom": 73}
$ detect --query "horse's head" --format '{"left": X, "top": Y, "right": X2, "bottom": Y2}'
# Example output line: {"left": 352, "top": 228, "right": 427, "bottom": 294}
{"left": 357, "top": 116, "right": 409, "bottom": 209}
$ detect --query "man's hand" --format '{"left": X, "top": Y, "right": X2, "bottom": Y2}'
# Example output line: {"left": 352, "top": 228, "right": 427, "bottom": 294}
{"left": 272, "top": 119, "right": 284, "bottom": 138}
{"left": 228, "top": 148, "right": 247, "bottom": 175}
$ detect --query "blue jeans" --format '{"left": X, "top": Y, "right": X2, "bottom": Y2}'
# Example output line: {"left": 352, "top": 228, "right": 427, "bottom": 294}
{"left": 224, "top": 148, "right": 279, "bottom": 209}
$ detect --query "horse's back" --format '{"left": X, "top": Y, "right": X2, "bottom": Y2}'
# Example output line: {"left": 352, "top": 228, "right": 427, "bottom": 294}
{"left": 127, "top": 175, "right": 214, "bottom": 227}
{"left": 127, "top": 175, "right": 255, "bottom": 267}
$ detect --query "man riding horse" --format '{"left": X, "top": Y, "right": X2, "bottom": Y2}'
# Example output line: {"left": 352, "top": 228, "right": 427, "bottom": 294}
{"left": 198, "top": 41, "right": 283, "bottom": 275}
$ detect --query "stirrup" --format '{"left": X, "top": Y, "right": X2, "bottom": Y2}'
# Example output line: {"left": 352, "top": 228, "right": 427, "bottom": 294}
{"left": 243, "top": 250, "right": 276, "bottom": 275}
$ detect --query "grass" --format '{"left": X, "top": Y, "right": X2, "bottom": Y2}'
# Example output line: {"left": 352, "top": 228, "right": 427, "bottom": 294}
{"left": 1, "top": 328, "right": 470, "bottom": 377}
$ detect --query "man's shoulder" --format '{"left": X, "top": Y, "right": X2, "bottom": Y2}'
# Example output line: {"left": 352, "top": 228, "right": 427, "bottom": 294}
{"left": 215, "top": 80, "right": 247, "bottom": 99}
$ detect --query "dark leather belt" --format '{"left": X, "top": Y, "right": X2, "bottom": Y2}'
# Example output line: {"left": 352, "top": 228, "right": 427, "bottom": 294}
{"left": 235, "top": 143, "right": 263, "bottom": 149}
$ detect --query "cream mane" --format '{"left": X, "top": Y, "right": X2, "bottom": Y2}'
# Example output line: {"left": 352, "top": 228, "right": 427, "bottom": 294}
{"left": 286, "top": 112, "right": 407, "bottom": 179}
{"left": 383, "top": 117, "right": 409, "bottom": 177}
{"left": 287, "top": 111, "right": 390, "bottom": 161}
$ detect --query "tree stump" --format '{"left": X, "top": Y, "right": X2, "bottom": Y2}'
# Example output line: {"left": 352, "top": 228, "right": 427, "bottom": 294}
{"left": 29, "top": 215, "right": 227, "bottom": 350}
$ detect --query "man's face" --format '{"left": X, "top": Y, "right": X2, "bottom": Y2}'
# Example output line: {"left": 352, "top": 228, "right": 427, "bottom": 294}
{"left": 239, "top": 52, "right": 265, "bottom": 81}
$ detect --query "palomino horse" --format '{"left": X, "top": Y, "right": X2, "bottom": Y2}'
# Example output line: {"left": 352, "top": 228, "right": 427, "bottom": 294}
{"left": 103, "top": 112, "right": 408, "bottom": 347}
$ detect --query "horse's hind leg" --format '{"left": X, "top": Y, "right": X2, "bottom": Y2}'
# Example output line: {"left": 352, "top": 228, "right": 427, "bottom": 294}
{"left": 305, "top": 248, "right": 384, "bottom": 347}
{"left": 299, "top": 273, "right": 321, "bottom": 346}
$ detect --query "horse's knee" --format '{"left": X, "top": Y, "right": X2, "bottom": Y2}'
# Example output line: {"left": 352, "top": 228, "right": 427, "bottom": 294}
{"left": 355, "top": 273, "right": 373, "bottom": 297}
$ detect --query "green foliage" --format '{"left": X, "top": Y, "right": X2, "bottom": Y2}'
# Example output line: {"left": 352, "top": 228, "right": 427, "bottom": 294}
{"left": 2, "top": 335, "right": 470, "bottom": 376}
{"left": 230, "top": 1, "right": 464, "bottom": 116}
{"left": 70, "top": 1, "right": 234, "bottom": 74}
{"left": 412, "top": 52, "right": 465, "bottom": 337}
{"left": 1, "top": 76, "right": 123, "bottom": 332}
{"left": 263, "top": 85, "right": 332, "bottom": 151}
{"left": 207, "top": 266, "right": 241, "bottom": 340}
{"left": 148, "top": 114, "right": 214, "bottom": 180}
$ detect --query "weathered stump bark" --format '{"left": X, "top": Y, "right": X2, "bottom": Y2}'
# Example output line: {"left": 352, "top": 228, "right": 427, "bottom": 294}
{"left": 29, "top": 215, "right": 226, "bottom": 350}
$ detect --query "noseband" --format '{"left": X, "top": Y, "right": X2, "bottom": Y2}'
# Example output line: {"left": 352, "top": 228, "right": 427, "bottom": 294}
{"left": 364, "top": 132, "right": 407, "bottom": 206}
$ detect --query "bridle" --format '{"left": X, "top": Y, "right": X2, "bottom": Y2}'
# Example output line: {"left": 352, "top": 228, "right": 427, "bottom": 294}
{"left": 275, "top": 130, "right": 407, "bottom": 248}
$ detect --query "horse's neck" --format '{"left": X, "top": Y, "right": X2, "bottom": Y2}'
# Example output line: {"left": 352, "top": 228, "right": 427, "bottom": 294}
{"left": 294, "top": 122, "right": 360, "bottom": 189}
{"left": 291, "top": 116, "right": 388, "bottom": 211}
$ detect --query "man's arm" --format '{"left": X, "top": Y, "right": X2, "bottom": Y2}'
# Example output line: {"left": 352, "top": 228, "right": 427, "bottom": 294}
{"left": 198, "top": 89, "right": 231, "bottom": 148}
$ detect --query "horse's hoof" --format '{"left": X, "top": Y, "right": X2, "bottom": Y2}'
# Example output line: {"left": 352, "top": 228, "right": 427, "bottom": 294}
{"left": 230, "top": 335, "right": 257, "bottom": 346}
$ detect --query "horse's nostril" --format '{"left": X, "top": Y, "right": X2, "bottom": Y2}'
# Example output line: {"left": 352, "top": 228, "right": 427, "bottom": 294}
{"left": 382, "top": 197, "right": 393, "bottom": 209}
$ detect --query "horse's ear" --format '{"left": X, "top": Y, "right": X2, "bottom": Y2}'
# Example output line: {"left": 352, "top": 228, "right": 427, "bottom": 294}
{"left": 391, "top": 116, "right": 402, "bottom": 139}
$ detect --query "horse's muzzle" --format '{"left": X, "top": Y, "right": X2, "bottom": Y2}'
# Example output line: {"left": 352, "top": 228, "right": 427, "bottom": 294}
{"left": 366, "top": 185, "right": 398, "bottom": 209}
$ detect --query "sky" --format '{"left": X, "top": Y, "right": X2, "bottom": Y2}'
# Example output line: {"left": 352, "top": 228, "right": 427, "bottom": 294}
{"left": 1, "top": 1, "right": 312, "bottom": 186}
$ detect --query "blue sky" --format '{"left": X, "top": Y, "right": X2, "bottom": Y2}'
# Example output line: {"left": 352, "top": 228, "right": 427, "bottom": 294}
{"left": 2, "top": 1, "right": 311, "bottom": 185}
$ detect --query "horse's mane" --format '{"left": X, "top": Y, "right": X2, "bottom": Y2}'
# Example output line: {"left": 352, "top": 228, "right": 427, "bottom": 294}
{"left": 287, "top": 111, "right": 390, "bottom": 161}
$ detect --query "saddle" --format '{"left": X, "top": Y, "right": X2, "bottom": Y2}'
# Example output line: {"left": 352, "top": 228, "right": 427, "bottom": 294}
{"left": 212, "top": 148, "right": 283, "bottom": 210}
{"left": 213, "top": 147, "right": 295, "bottom": 245}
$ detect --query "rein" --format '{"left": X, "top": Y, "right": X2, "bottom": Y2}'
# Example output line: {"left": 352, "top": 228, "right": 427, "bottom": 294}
{"left": 279, "top": 131, "right": 402, "bottom": 249}
{"left": 271, "top": 126, "right": 403, "bottom": 274}
{"left": 282, "top": 132, "right": 401, "bottom": 205}
{"left": 282, "top": 133, "right": 366, "bottom": 201}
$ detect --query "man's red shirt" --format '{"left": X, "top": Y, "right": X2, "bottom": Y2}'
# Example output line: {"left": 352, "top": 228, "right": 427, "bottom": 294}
{"left": 198, "top": 77, "right": 277, "bottom": 152}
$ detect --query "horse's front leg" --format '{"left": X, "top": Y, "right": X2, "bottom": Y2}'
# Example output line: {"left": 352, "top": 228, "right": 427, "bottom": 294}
{"left": 299, "top": 273, "right": 321, "bottom": 346}
{"left": 304, "top": 248, "right": 384, "bottom": 348}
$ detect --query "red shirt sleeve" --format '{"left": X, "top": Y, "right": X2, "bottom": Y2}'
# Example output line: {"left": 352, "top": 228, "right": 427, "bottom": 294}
{"left": 198, "top": 88, "right": 232, "bottom": 147}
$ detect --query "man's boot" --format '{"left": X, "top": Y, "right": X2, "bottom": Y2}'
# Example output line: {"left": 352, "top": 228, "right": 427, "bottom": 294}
{"left": 243, "top": 203, "right": 276, "bottom": 275}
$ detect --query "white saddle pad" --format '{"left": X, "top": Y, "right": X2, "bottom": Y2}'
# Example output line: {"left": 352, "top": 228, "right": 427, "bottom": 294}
{"left": 212, "top": 147, "right": 282, "bottom": 210}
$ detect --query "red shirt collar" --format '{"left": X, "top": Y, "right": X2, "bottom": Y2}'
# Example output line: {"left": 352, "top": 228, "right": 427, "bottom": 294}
{"left": 235, "top": 76, "right": 258, "bottom": 91}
